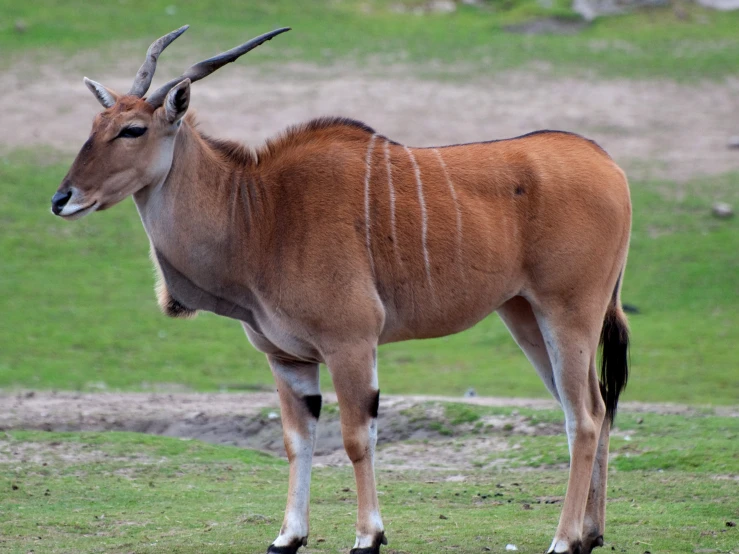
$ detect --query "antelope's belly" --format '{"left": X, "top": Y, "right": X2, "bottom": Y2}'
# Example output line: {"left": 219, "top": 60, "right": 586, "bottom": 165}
{"left": 378, "top": 275, "right": 517, "bottom": 343}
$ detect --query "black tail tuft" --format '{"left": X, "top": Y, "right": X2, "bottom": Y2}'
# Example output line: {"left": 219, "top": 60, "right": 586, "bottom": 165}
{"left": 599, "top": 305, "right": 629, "bottom": 423}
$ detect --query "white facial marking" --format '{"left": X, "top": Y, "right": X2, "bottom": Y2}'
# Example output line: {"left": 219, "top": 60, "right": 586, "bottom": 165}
{"left": 404, "top": 146, "right": 432, "bottom": 285}
{"left": 383, "top": 140, "right": 401, "bottom": 265}
{"left": 364, "top": 134, "right": 378, "bottom": 277}
{"left": 433, "top": 149, "right": 463, "bottom": 254}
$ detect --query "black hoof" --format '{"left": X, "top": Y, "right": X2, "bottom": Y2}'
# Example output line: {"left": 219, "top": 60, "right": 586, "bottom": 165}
{"left": 267, "top": 537, "right": 306, "bottom": 554}
{"left": 581, "top": 535, "right": 604, "bottom": 554}
{"left": 350, "top": 531, "right": 387, "bottom": 554}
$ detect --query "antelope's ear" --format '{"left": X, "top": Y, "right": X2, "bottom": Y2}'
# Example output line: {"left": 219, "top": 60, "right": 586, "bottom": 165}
{"left": 83, "top": 77, "right": 119, "bottom": 108}
{"left": 164, "top": 79, "right": 190, "bottom": 124}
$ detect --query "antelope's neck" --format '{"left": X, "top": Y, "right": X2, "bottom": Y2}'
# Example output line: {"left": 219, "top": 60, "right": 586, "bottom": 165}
{"left": 133, "top": 123, "right": 260, "bottom": 314}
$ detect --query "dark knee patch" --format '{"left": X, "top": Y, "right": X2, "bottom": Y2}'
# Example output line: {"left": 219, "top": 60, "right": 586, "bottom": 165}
{"left": 304, "top": 395, "right": 322, "bottom": 420}
{"left": 369, "top": 389, "right": 380, "bottom": 419}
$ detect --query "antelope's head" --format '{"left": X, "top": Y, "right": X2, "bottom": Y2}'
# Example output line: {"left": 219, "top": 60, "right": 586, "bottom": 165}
{"left": 51, "top": 25, "right": 290, "bottom": 219}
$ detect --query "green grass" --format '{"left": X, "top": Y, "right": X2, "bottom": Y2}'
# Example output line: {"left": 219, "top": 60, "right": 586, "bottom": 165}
{"left": 1, "top": 408, "right": 737, "bottom": 553}
{"left": 0, "top": 151, "right": 737, "bottom": 403}
{"left": 1, "top": 0, "right": 738, "bottom": 80}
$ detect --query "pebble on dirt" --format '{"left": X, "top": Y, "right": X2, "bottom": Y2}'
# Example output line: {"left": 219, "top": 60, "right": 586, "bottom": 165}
{"left": 728, "top": 136, "right": 739, "bottom": 149}
{"left": 711, "top": 202, "right": 734, "bottom": 219}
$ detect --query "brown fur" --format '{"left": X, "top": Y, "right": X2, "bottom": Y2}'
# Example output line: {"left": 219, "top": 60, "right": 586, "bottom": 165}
{"left": 56, "top": 81, "right": 630, "bottom": 553}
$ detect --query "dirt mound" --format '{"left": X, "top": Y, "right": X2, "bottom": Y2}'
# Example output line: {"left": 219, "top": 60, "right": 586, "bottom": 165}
{"left": 2, "top": 392, "right": 733, "bottom": 470}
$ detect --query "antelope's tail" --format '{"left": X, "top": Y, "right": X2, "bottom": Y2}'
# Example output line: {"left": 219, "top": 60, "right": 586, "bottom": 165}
{"left": 599, "top": 272, "right": 630, "bottom": 422}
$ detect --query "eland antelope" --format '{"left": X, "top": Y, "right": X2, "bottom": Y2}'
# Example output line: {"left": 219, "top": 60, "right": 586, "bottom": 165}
{"left": 51, "top": 26, "right": 631, "bottom": 554}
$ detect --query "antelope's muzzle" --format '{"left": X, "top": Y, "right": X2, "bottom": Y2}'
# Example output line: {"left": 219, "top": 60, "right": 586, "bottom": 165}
{"left": 51, "top": 190, "right": 72, "bottom": 215}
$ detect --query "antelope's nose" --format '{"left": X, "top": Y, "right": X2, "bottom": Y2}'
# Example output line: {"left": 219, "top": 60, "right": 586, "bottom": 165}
{"left": 51, "top": 190, "right": 72, "bottom": 215}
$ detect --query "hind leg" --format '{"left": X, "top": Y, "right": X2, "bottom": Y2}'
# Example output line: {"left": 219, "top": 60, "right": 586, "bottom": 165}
{"left": 581, "top": 418, "right": 610, "bottom": 553}
{"left": 498, "top": 296, "right": 559, "bottom": 402}
{"left": 536, "top": 306, "right": 606, "bottom": 554}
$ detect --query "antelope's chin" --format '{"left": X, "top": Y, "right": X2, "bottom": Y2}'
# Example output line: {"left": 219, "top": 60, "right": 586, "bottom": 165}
{"left": 57, "top": 201, "right": 99, "bottom": 220}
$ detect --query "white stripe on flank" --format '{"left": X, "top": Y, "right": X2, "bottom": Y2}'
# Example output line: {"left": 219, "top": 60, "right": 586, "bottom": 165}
{"left": 364, "top": 134, "right": 378, "bottom": 276}
{"left": 433, "top": 148, "right": 463, "bottom": 253}
{"left": 404, "top": 146, "right": 432, "bottom": 284}
{"left": 383, "top": 140, "right": 401, "bottom": 264}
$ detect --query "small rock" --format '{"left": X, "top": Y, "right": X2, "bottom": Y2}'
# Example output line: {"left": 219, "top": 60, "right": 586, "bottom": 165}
{"left": 697, "top": 0, "right": 739, "bottom": 11}
{"left": 728, "top": 136, "right": 739, "bottom": 149}
{"left": 727, "top": 521, "right": 736, "bottom": 527}
{"left": 464, "top": 387, "right": 477, "bottom": 398}
{"left": 14, "top": 20, "right": 27, "bottom": 33}
{"left": 267, "top": 411, "right": 279, "bottom": 420}
{"left": 439, "top": 514, "right": 448, "bottom": 519}
{"left": 712, "top": 202, "right": 734, "bottom": 219}
{"left": 506, "top": 545, "right": 518, "bottom": 552}
{"left": 636, "top": 417, "right": 644, "bottom": 424}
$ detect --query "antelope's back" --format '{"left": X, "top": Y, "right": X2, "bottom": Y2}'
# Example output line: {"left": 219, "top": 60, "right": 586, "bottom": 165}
{"left": 257, "top": 125, "right": 630, "bottom": 343}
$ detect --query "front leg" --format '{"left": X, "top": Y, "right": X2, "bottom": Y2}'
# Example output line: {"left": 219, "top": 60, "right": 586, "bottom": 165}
{"left": 267, "top": 356, "right": 321, "bottom": 554}
{"left": 326, "top": 345, "right": 387, "bottom": 554}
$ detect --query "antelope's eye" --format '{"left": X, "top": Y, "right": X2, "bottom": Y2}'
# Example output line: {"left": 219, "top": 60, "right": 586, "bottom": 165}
{"left": 117, "top": 126, "right": 148, "bottom": 139}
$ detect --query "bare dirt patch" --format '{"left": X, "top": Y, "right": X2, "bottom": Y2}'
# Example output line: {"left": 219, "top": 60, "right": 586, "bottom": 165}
{"left": 1, "top": 392, "right": 734, "bottom": 471}
{"left": 2, "top": 62, "right": 739, "bottom": 182}
{"left": 0, "top": 438, "right": 154, "bottom": 466}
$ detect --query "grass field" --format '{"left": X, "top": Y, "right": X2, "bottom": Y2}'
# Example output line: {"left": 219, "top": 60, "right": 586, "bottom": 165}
{"left": 1, "top": 152, "right": 737, "bottom": 403}
{"left": 1, "top": 405, "right": 737, "bottom": 553}
{"left": 1, "top": 2, "right": 738, "bottom": 552}
{"left": 1, "top": 0, "right": 739, "bottom": 80}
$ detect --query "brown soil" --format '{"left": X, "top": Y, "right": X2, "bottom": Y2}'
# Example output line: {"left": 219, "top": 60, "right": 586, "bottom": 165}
{"left": 2, "top": 62, "right": 739, "bottom": 182}
{"left": 1, "top": 392, "right": 734, "bottom": 470}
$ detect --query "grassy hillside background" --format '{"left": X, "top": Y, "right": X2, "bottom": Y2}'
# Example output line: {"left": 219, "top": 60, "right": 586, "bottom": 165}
{"left": 1, "top": 0, "right": 738, "bottom": 404}
{"left": 1, "top": 0, "right": 739, "bottom": 79}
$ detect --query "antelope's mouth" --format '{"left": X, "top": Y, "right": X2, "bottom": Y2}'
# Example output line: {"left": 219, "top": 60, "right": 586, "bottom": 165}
{"left": 58, "top": 201, "right": 99, "bottom": 220}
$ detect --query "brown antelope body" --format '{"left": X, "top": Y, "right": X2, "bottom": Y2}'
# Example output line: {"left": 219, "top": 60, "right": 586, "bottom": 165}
{"left": 52, "top": 27, "right": 631, "bottom": 554}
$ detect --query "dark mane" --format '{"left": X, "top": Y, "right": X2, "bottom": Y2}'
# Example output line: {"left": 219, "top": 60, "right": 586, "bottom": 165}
{"left": 263, "top": 116, "right": 378, "bottom": 156}
{"left": 301, "top": 116, "right": 376, "bottom": 135}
